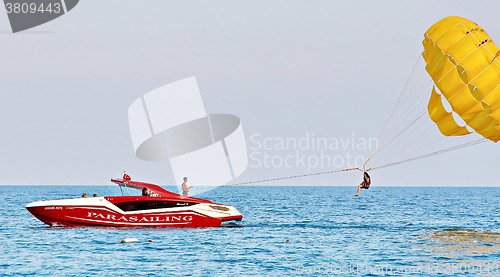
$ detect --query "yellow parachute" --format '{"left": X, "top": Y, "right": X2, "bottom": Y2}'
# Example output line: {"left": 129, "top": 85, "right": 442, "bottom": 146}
{"left": 423, "top": 16, "right": 500, "bottom": 142}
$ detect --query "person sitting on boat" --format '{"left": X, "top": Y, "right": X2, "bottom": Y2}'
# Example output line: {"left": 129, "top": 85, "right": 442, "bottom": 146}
{"left": 355, "top": 172, "right": 371, "bottom": 197}
{"left": 142, "top": 187, "right": 150, "bottom": 196}
{"left": 81, "top": 193, "right": 87, "bottom": 198}
{"left": 181, "top": 177, "right": 193, "bottom": 196}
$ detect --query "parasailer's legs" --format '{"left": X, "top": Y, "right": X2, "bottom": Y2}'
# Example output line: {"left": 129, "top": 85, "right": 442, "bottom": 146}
{"left": 354, "top": 184, "right": 362, "bottom": 197}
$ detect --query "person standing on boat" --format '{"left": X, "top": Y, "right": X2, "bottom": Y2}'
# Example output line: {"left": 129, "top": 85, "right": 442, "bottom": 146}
{"left": 182, "top": 177, "right": 193, "bottom": 196}
{"left": 355, "top": 172, "right": 371, "bottom": 197}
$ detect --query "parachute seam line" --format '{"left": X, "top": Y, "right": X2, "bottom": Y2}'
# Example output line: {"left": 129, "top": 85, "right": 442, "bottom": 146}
{"left": 481, "top": 81, "right": 500, "bottom": 100}
{"left": 425, "top": 47, "right": 447, "bottom": 78}
{"left": 463, "top": 111, "right": 500, "bottom": 137}
{"left": 468, "top": 47, "right": 500, "bottom": 101}
{"left": 430, "top": 22, "right": 469, "bottom": 46}
{"left": 452, "top": 37, "right": 495, "bottom": 81}
{"left": 430, "top": 32, "right": 494, "bottom": 85}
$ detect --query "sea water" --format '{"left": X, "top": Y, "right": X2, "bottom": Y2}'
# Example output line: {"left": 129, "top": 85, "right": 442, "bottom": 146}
{"left": 0, "top": 186, "right": 498, "bottom": 276}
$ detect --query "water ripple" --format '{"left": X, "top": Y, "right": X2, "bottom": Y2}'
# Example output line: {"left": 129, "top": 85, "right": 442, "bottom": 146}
{"left": 0, "top": 185, "right": 498, "bottom": 276}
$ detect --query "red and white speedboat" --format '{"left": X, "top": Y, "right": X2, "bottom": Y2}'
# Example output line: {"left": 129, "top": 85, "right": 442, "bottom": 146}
{"left": 25, "top": 178, "right": 242, "bottom": 227}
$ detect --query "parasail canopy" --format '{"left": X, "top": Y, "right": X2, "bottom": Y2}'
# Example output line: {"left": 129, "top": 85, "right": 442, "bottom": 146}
{"left": 423, "top": 16, "right": 500, "bottom": 142}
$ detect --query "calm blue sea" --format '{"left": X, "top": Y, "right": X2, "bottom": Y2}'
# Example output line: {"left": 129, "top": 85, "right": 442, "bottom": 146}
{"left": 0, "top": 186, "right": 498, "bottom": 276}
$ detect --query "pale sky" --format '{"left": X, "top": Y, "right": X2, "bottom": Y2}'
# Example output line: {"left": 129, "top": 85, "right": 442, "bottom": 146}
{"left": 1, "top": 0, "right": 499, "bottom": 186}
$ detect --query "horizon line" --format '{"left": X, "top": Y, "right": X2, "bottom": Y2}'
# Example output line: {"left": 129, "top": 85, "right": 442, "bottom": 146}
{"left": 1, "top": 184, "right": 499, "bottom": 187}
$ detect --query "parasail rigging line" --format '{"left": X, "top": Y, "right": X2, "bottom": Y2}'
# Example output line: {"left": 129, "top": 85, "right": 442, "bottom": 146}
{"left": 374, "top": 54, "right": 423, "bottom": 144}
{"left": 365, "top": 111, "right": 426, "bottom": 165}
{"left": 225, "top": 168, "right": 346, "bottom": 186}
{"left": 367, "top": 138, "right": 488, "bottom": 171}
{"left": 366, "top": 54, "right": 429, "bottom": 164}
{"left": 224, "top": 137, "right": 486, "bottom": 187}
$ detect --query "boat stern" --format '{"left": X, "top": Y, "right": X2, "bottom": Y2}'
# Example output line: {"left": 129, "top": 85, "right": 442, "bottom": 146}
{"left": 191, "top": 203, "right": 243, "bottom": 223}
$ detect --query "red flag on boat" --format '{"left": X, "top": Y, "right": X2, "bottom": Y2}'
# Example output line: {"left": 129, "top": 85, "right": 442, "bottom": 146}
{"left": 123, "top": 173, "right": 131, "bottom": 181}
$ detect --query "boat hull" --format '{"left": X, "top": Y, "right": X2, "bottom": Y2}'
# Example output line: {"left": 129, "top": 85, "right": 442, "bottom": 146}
{"left": 25, "top": 197, "right": 242, "bottom": 228}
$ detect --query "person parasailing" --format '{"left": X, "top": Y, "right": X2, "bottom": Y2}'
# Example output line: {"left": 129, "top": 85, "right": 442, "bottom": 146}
{"left": 355, "top": 172, "right": 371, "bottom": 197}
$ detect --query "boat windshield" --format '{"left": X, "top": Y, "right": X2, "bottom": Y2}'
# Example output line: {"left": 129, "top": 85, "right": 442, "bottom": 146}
{"left": 113, "top": 200, "right": 196, "bottom": 212}
{"left": 111, "top": 178, "right": 178, "bottom": 198}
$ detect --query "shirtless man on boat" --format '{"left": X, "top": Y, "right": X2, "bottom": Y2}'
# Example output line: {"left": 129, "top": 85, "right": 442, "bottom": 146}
{"left": 182, "top": 177, "right": 193, "bottom": 196}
